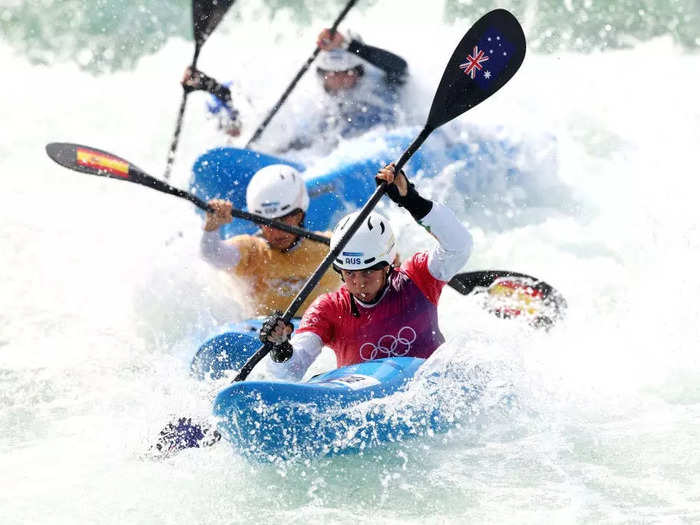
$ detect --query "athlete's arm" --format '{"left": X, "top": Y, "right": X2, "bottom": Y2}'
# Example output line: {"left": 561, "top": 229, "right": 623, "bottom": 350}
{"left": 182, "top": 67, "right": 240, "bottom": 122}
{"left": 377, "top": 164, "right": 472, "bottom": 281}
{"left": 200, "top": 230, "right": 241, "bottom": 269}
{"left": 265, "top": 331, "right": 323, "bottom": 382}
{"left": 263, "top": 293, "right": 336, "bottom": 381}
{"left": 347, "top": 40, "right": 408, "bottom": 86}
{"left": 317, "top": 29, "right": 407, "bottom": 86}
{"left": 420, "top": 203, "right": 472, "bottom": 281}
{"left": 199, "top": 199, "right": 241, "bottom": 269}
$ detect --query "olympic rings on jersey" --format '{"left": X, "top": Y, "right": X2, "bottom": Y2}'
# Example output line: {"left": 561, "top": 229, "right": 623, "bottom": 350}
{"left": 359, "top": 326, "right": 417, "bottom": 361}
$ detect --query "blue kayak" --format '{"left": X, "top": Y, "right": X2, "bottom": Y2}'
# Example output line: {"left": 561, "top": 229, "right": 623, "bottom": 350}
{"left": 190, "top": 127, "right": 524, "bottom": 239}
{"left": 212, "top": 356, "right": 477, "bottom": 461}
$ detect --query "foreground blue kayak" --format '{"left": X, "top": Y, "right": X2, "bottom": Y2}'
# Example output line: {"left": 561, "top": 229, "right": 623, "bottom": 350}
{"left": 213, "top": 357, "right": 431, "bottom": 460}
{"left": 213, "top": 356, "right": 488, "bottom": 461}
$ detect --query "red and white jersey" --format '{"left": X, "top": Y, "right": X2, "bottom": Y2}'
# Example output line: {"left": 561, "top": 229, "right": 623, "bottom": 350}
{"left": 298, "top": 252, "right": 445, "bottom": 367}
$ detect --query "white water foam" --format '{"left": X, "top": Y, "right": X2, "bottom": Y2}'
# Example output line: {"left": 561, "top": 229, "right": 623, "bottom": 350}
{"left": 2, "top": 4, "right": 700, "bottom": 522}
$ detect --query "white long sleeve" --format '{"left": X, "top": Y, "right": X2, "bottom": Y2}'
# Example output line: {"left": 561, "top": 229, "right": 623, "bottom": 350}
{"left": 265, "top": 330, "right": 324, "bottom": 382}
{"left": 421, "top": 202, "right": 473, "bottom": 282}
{"left": 200, "top": 230, "right": 241, "bottom": 269}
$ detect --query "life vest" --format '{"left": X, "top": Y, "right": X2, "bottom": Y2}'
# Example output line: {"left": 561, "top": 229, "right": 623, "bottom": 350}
{"left": 297, "top": 252, "right": 446, "bottom": 367}
{"left": 226, "top": 234, "right": 341, "bottom": 316}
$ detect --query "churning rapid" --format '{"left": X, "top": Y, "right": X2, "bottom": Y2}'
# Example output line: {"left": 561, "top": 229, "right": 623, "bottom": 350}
{"left": 2, "top": 0, "right": 699, "bottom": 523}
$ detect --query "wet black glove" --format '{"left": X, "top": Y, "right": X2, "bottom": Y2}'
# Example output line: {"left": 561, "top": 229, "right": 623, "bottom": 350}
{"left": 375, "top": 171, "right": 433, "bottom": 221}
{"left": 184, "top": 69, "right": 232, "bottom": 103}
{"left": 259, "top": 311, "right": 294, "bottom": 363}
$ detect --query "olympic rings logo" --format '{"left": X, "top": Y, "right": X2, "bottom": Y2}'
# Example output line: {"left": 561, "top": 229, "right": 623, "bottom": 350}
{"left": 359, "top": 326, "right": 417, "bottom": 361}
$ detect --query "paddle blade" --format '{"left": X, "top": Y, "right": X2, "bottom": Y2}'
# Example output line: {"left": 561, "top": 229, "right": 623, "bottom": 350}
{"left": 193, "top": 0, "right": 236, "bottom": 46}
{"left": 449, "top": 270, "right": 567, "bottom": 329}
{"left": 46, "top": 142, "right": 139, "bottom": 180}
{"left": 427, "top": 9, "right": 526, "bottom": 130}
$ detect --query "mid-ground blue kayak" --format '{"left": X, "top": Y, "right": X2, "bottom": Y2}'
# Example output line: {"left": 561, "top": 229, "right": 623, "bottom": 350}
{"left": 212, "top": 356, "right": 484, "bottom": 461}
{"left": 190, "top": 126, "right": 527, "bottom": 239}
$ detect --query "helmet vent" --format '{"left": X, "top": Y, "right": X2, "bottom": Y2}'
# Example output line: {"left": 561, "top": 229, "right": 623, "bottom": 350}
{"left": 367, "top": 216, "right": 374, "bottom": 230}
{"left": 379, "top": 221, "right": 385, "bottom": 234}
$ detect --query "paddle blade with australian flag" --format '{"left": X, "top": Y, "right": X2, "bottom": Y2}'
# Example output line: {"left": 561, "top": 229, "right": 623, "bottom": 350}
{"left": 426, "top": 9, "right": 526, "bottom": 130}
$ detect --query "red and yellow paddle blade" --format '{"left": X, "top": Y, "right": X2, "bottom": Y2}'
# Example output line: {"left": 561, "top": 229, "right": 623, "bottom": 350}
{"left": 75, "top": 146, "right": 130, "bottom": 178}
{"left": 46, "top": 143, "right": 134, "bottom": 180}
{"left": 480, "top": 276, "right": 564, "bottom": 329}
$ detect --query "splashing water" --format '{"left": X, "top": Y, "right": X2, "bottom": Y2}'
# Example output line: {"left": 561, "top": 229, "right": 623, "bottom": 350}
{"left": 2, "top": 1, "right": 700, "bottom": 523}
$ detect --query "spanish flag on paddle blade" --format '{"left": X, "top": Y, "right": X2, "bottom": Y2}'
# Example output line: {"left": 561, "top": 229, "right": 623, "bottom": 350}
{"left": 76, "top": 147, "right": 130, "bottom": 178}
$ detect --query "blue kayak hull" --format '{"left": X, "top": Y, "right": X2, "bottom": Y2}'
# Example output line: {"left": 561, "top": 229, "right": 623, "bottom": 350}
{"left": 213, "top": 357, "right": 433, "bottom": 460}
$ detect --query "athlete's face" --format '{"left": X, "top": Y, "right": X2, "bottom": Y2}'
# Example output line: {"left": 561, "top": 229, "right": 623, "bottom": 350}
{"left": 261, "top": 211, "right": 303, "bottom": 250}
{"left": 321, "top": 69, "right": 359, "bottom": 94}
{"left": 340, "top": 266, "right": 389, "bottom": 303}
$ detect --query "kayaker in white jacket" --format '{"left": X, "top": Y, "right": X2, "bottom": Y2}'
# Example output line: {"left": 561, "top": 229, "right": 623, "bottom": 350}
{"left": 181, "top": 28, "right": 408, "bottom": 148}
{"left": 259, "top": 164, "right": 472, "bottom": 380}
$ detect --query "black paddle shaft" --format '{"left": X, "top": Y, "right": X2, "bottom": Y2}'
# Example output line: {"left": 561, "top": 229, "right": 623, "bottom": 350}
{"left": 232, "top": 9, "right": 527, "bottom": 382}
{"left": 244, "top": 0, "right": 359, "bottom": 148}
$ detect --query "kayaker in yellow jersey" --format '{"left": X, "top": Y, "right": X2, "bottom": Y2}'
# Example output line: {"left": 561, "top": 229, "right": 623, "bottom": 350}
{"left": 200, "top": 164, "right": 341, "bottom": 316}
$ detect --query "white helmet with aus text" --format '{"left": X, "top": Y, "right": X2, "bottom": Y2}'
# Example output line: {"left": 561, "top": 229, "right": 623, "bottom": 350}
{"left": 331, "top": 211, "right": 397, "bottom": 271}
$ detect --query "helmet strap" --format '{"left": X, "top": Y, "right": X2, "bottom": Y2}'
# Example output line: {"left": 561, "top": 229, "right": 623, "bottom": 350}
{"left": 350, "top": 294, "right": 360, "bottom": 318}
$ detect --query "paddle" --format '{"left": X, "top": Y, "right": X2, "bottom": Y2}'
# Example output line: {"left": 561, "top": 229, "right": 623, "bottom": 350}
{"left": 448, "top": 270, "right": 567, "bottom": 327}
{"left": 232, "top": 8, "right": 527, "bottom": 382}
{"left": 244, "top": 0, "right": 359, "bottom": 148}
{"left": 44, "top": 142, "right": 329, "bottom": 243}
{"left": 163, "top": 0, "right": 237, "bottom": 180}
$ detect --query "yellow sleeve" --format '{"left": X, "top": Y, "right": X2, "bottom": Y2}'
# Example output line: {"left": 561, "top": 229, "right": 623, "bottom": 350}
{"left": 226, "top": 235, "right": 271, "bottom": 277}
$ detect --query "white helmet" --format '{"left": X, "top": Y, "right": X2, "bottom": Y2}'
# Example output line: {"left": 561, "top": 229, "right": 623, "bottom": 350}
{"left": 316, "top": 48, "right": 363, "bottom": 73}
{"left": 246, "top": 164, "right": 309, "bottom": 219}
{"left": 331, "top": 211, "right": 397, "bottom": 271}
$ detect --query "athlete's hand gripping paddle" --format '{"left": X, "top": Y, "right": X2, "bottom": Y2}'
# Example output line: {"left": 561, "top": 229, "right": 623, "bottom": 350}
{"left": 233, "top": 9, "right": 528, "bottom": 383}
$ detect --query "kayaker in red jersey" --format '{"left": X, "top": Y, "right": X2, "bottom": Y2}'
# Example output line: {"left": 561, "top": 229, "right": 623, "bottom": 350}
{"left": 259, "top": 163, "right": 473, "bottom": 380}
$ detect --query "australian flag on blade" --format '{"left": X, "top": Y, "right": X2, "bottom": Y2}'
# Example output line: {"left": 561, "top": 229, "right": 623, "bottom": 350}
{"left": 459, "top": 27, "right": 516, "bottom": 90}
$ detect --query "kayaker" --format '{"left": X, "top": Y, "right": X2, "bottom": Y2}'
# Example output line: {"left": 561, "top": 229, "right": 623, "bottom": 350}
{"left": 259, "top": 163, "right": 472, "bottom": 379}
{"left": 181, "top": 67, "right": 242, "bottom": 137}
{"left": 201, "top": 164, "right": 340, "bottom": 316}
{"left": 308, "top": 28, "right": 408, "bottom": 138}
{"left": 181, "top": 28, "right": 407, "bottom": 147}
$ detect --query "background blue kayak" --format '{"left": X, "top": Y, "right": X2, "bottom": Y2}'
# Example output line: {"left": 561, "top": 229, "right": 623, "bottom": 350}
{"left": 189, "top": 127, "right": 523, "bottom": 238}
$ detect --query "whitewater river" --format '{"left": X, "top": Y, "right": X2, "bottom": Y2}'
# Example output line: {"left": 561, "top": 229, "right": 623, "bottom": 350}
{"left": 2, "top": 1, "right": 699, "bottom": 523}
